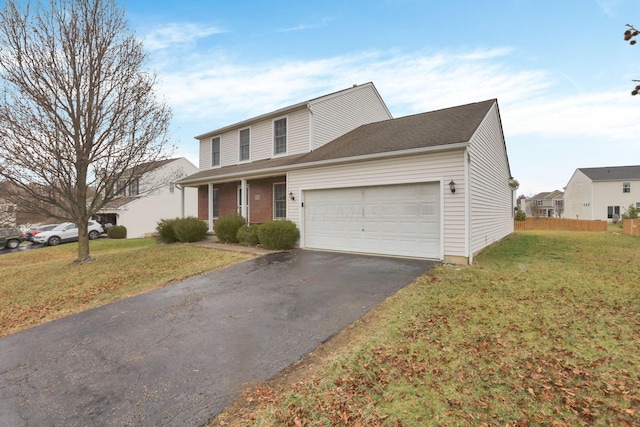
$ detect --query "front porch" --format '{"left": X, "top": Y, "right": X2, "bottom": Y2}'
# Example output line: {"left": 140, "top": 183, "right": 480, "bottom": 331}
{"left": 197, "top": 175, "right": 288, "bottom": 230}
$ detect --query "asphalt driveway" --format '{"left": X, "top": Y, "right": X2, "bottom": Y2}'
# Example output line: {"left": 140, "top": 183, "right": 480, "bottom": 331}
{"left": 0, "top": 250, "right": 435, "bottom": 426}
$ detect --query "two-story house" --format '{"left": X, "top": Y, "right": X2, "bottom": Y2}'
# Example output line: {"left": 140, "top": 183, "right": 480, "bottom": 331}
{"left": 177, "top": 82, "right": 518, "bottom": 264}
{"left": 96, "top": 158, "right": 198, "bottom": 238}
{"left": 525, "top": 190, "right": 564, "bottom": 217}
{"left": 564, "top": 165, "right": 640, "bottom": 221}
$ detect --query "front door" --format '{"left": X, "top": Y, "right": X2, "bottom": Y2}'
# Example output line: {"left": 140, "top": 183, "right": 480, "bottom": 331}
{"left": 237, "top": 185, "right": 250, "bottom": 222}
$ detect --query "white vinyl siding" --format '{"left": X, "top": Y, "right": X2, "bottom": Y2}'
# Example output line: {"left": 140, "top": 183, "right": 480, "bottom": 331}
{"left": 199, "top": 139, "right": 211, "bottom": 169}
{"left": 310, "top": 84, "right": 392, "bottom": 150}
{"left": 591, "top": 180, "right": 640, "bottom": 221}
{"left": 468, "top": 103, "right": 513, "bottom": 257}
{"left": 288, "top": 150, "right": 465, "bottom": 259}
{"left": 563, "top": 170, "right": 593, "bottom": 219}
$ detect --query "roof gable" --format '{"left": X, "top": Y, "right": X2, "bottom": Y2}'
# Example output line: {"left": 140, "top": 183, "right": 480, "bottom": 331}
{"left": 579, "top": 165, "right": 640, "bottom": 181}
{"left": 299, "top": 99, "right": 496, "bottom": 163}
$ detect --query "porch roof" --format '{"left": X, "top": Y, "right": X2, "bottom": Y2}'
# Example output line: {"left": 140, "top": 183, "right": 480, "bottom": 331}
{"left": 178, "top": 99, "right": 496, "bottom": 186}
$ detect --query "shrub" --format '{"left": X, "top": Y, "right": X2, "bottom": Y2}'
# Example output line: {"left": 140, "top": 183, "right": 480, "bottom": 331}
{"left": 257, "top": 220, "right": 299, "bottom": 250}
{"left": 514, "top": 209, "right": 526, "bottom": 221}
{"left": 156, "top": 218, "right": 179, "bottom": 243}
{"left": 173, "top": 217, "right": 208, "bottom": 243}
{"left": 214, "top": 214, "right": 246, "bottom": 243}
{"left": 237, "top": 224, "right": 261, "bottom": 246}
{"left": 622, "top": 204, "right": 639, "bottom": 220}
{"left": 107, "top": 225, "right": 127, "bottom": 239}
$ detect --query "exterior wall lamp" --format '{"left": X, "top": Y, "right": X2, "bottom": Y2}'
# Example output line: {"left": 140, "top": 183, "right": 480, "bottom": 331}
{"left": 449, "top": 180, "right": 456, "bottom": 193}
{"left": 289, "top": 191, "right": 295, "bottom": 201}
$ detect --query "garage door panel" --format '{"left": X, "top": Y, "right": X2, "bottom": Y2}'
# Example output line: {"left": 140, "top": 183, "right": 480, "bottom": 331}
{"left": 304, "top": 183, "right": 441, "bottom": 259}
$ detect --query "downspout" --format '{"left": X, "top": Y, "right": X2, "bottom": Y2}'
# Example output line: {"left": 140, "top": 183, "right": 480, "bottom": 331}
{"left": 465, "top": 148, "right": 473, "bottom": 265}
{"left": 308, "top": 104, "right": 314, "bottom": 152}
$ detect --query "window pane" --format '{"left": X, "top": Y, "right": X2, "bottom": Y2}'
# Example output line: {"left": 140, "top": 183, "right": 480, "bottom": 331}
{"left": 240, "top": 129, "right": 250, "bottom": 161}
{"left": 212, "top": 188, "right": 219, "bottom": 218}
{"left": 274, "top": 118, "right": 286, "bottom": 154}
{"left": 212, "top": 137, "right": 220, "bottom": 166}
{"left": 274, "top": 183, "right": 286, "bottom": 218}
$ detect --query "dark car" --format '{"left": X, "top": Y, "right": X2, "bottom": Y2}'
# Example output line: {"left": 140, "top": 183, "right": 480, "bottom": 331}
{"left": 0, "top": 227, "right": 25, "bottom": 249}
{"left": 25, "top": 224, "right": 59, "bottom": 242}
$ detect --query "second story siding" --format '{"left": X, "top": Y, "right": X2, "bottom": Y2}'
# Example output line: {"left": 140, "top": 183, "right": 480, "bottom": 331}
{"left": 196, "top": 83, "right": 392, "bottom": 170}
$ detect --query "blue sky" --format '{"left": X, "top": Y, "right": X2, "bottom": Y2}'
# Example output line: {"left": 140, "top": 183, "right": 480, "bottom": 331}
{"left": 119, "top": 0, "right": 640, "bottom": 196}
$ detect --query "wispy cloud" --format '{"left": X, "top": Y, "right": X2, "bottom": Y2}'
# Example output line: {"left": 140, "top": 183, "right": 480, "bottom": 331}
{"left": 143, "top": 23, "right": 224, "bottom": 50}
{"left": 277, "top": 16, "right": 337, "bottom": 32}
{"left": 150, "top": 45, "right": 640, "bottom": 148}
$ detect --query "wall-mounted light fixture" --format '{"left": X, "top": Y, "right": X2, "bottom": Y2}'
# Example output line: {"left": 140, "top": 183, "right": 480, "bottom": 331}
{"left": 449, "top": 180, "right": 456, "bottom": 194}
{"left": 289, "top": 191, "right": 295, "bottom": 201}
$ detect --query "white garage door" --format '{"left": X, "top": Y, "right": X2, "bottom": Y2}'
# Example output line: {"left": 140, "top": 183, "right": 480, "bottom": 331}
{"left": 304, "top": 183, "right": 441, "bottom": 258}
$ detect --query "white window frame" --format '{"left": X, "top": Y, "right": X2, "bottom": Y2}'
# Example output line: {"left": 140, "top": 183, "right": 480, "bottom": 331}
{"left": 129, "top": 178, "right": 140, "bottom": 196}
{"left": 237, "top": 185, "right": 250, "bottom": 221}
{"left": 273, "top": 182, "right": 286, "bottom": 219}
{"left": 239, "top": 128, "right": 250, "bottom": 162}
{"left": 211, "top": 136, "right": 221, "bottom": 167}
{"left": 273, "top": 117, "right": 287, "bottom": 156}
{"left": 623, "top": 182, "right": 631, "bottom": 193}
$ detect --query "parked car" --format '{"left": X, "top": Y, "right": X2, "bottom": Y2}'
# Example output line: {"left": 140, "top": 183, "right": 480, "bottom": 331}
{"left": 33, "top": 221, "right": 104, "bottom": 246}
{"left": 0, "top": 227, "right": 25, "bottom": 250}
{"left": 25, "top": 224, "right": 59, "bottom": 242}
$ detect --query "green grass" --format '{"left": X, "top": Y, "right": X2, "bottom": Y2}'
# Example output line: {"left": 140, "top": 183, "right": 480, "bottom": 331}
{"left": 0, "top": 238, "right": 253, "bottom": 338}
{"left": 214, "top": 231, "right": 640, "bottom": 426}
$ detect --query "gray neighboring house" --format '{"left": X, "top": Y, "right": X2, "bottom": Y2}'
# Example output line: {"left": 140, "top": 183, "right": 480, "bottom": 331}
{"left": 178, "top": 83, "right": 518, "bottom": 264}
{"left": 523, "top": 190, "right": 564, "bottom": 217}
{"left": 564, "top": 165, "right": 640, "bottom": 221}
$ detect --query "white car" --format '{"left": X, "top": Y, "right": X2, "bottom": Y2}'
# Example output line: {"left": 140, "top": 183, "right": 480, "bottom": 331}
{"left": 33, "top": 221, "right": 104, "bottom": 246}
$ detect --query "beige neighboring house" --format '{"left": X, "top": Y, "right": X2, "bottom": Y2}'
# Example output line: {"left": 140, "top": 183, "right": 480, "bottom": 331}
{"left": 97, "top": 157, "right": 198, "bottom": 238}
{"left": 524, "top": 190, "right": 564, "bottom": 217}
{"left": 564, "top": 165, "right": 640, "bottom": 221}
{"left": 0, "top": 197, "right": 17, "bottom": 227}
{"left": 177, "top": 82, "right": 518, "bottom": 264}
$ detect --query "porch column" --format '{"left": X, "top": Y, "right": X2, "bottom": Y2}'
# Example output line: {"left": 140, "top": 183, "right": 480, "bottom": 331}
{"left": 208, "top": 183, "right": 214, "bottom": 231}
{"left": 240, "top": 178, "right": 248, "bottom": 220}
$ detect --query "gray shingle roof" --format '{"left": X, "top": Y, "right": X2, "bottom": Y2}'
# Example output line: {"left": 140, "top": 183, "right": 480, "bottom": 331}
{"left": 579, "top": 165, "right": 640, "bottom": 181}
{"left": 178, "top": 99, "right": 497, "bottom": 185}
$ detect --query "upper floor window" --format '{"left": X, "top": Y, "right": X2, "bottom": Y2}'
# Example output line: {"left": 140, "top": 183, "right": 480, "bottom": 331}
{"left": 623, "top": 182, "right": 631, "bottom": 193}
{"left": 212, "top": 137, "right": 220, "bottom": 166}
{"left": 274, "top": 118, "right": 287, "bottom": 155}
{"left": 239, "top": 128, "right": 250, "bottom": 161}
{"left": 536, "top": 200, "right": 543, "bottom": 206}
{"left": 117, "top": 179, "right": 127, "bottom": 196}
{"left": 554, "top": 199, "right": 563, "bottom": 207}
{"left": 129, "top": 178, "right": 139, "bottom": 196}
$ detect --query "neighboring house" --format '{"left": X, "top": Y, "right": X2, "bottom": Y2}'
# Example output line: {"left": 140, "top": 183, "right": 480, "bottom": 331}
{"left": 524, "top": 190, "right": 564, "bottom": 217}
{"left": 0, "top": 197, "right": 17, "bottom": 227}
{"left": 96, "top": 158, "right": 198, "bottom": 238}
{"left": 177, "top": 83, "right": 518, "bottom": 264}
{"left": 564, "top": 165, "right": 640, "bottom": 221}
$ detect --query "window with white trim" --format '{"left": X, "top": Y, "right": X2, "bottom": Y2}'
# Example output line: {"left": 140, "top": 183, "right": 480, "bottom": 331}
{"left": 212, "top": 188, "right": 219, "bottom": 218}
{"left": 129, "top": 178, "right": 139, "bottom": 196}
{"left": 212, "top": 137, "right": 220, "bottom": 167}
{"left": 273, "top": 183, "right": 286, "bottom": 219}
{"left": 239, "top": 129, "right": 250, "bottom": 161}
{"left": 607, "top": 205, "right": 621, "bottom": 219}
{"left": 623, "top": 182, "right": 631, "bottom": 193}
{"left": 274, "top": 118, "right": 287, "bottom": 155}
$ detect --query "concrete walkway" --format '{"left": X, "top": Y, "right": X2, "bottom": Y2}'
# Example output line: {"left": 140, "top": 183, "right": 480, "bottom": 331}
{"left": 0, "top": 249, "right": 435, "bottom": 426}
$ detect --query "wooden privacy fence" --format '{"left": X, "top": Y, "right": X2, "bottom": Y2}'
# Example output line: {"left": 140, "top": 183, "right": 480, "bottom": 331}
{"left": 623, "top": 218, "right": 640, "bottom": 236}
{"left": 514, "top": 218, "right": 607, "bottom": 232}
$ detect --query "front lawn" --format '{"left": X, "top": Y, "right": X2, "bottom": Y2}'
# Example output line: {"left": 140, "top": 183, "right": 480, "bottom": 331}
{"left": 0, "top": 238, "right": 253, "bottom": 338}
{"left": 214, "top": 231, "right": 640, "bottom": 426}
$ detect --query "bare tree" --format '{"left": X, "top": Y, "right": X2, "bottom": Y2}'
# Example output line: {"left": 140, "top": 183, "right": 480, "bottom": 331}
{"left": 624, "top": 24, "right": 640, "bottom": 95}
{"left": 0, "top": 0, "right": 173, "bottom": 262}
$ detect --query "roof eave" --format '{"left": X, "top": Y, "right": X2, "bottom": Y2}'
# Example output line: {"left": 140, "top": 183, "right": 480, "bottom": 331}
{"left": 177, "top": 141, "right": 470, "bottom": 186}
